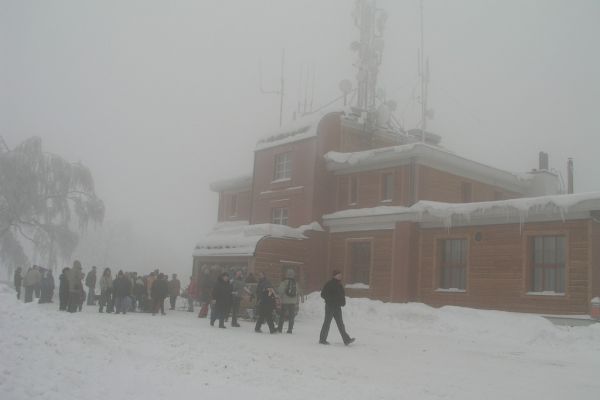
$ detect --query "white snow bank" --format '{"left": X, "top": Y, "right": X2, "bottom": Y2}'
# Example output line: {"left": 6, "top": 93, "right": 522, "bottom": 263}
{"left": 2, "top": 284, "right": 600, "bottom": 400}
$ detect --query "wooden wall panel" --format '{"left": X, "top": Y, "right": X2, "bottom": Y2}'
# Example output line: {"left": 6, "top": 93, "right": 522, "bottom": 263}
{"left": 419, "top": 220, "right": 591, "bottom": 314}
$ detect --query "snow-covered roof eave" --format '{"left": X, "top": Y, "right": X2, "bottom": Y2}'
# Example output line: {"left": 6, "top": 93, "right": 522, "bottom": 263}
{"left": 255, "top": 108, "right": 348, "bottom": 151}
{"left": 193, "top": 222, "right": 322, "bottom": 258}
{"left": 209, "top": 174, "right": 253, "bottom": 193}
{"left": 325, "top": 142, "right": 532, "bottom": 193}
{"left": 323, "top": 192, "right": 600, "bottom": 231}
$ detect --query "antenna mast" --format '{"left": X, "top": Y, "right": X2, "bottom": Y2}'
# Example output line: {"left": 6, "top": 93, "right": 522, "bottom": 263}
{"left": 419, "top": 0, "right": 429, "bottom": 142}
{"left": 259, "top": 49, "right": 286, "bottom": 127}
{"left": 352, "top": 0, "right": 386, "bottom": 112}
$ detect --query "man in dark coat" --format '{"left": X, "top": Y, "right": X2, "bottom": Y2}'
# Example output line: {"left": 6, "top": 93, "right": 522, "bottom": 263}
{"left": 319, "top": 270, "right": 355, "bottom": 345}
{"left": 211, "top": 272, "right": 232, "bottom": 328}
{"left": 85, "top": 266, "right": 97, "bottom": 306}
{"left": 168, "top": 273, "right": 181, "bottom": 310}
{"left": 151, "top": 273, "right": 169, "bottom": 315}
{"left": 254, "top": 285, "right": 278, "bottom": 334}
{"left": 39, "top": 270, "right": 55, "bottom": 303}
{"left": 13, "top": 267, "right": 22, "bottom": 300}
{"left": 58, "top": 267, "right": 70, "bottom": 311}
{"left": 113, "top": 270, "right": 132, "bottom": 314}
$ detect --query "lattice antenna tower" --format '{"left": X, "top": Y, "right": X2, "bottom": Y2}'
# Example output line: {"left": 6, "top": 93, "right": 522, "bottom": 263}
{"left": 351, "top": 0, "right": 387, "bottom": 111}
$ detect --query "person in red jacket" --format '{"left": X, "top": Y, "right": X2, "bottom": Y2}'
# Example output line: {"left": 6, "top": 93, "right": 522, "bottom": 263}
{"left": 186, "top": 275, "right": 198, "bottom": 312}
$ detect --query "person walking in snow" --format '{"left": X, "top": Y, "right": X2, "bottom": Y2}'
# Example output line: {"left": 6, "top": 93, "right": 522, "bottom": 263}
{"left": 186, "top": 275, "right": 198, "bottom": 312}
{"left": 134, "top": 276, "right": 146, "bottom": 312}
{"left": 39, "top": 269, "right": 55, "bottom": 303}
{"left": 85, "top": 266, "right": 97, "bottom": 306}
{"left": 211, "top": 272, "right": 232, "bottom": 328}
{"left": 255, "top": 285, "right": 278, "bottom": 334}
{"left": 59, "top": 267, "right": 70, "bottom": 311}
{"left": 151, "top": 273, "right": 169, "bottom": 316}
{"left": 230, "top": 270, "right": 249, "bottom": 327}
{"left": 23, "top": 265, "right": 42, "bottom": 303}
{"left": 168, "top": 273, "right": 181, "bottom": 310}
{"left": 319, "top": 270, "right": 355, "bottom": 345}
{"left": 277, "top": 269, "right": 303, "bottom": 333}
{"left": 113, "top": 270, "right": 132, "bottom": 314}
{"left": 98, "top": 268, "right": 113, "bottom": 313}
{"left": 197, "top": 268, "right": 213, "bottom": 318}
{"left": 65, "top": 261, "right": 84, "bottom": 312}
{"left": 13, "top": 267, "right": 22, "bottom": 300}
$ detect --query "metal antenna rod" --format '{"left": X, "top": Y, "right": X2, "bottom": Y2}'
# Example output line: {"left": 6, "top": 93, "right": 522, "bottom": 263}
{"left": 420, "top": 0, "right": 426, "bottom": 142}
{"left": 259, "top": 49, "right": 286, "bottom": 127}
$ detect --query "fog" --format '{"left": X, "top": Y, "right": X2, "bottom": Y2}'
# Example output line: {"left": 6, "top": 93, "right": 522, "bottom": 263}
{"left": 2, "top": 0, "right": 599, "bottom": 277}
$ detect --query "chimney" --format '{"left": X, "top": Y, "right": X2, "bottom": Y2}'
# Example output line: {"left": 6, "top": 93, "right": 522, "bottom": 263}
{"left": 567, "top": 158, "right": 574, "bottom": 194}
{"left": 539, "top": 151, "right": 549, "bottom": 170}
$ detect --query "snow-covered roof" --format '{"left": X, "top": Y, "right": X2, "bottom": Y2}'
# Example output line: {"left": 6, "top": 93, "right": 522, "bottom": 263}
{"left": 193, "top": 222, "right": 324, "bottom": 257}
{"left": 255, "top": 107, "right": 349, "bottom": 151}
{"left": 323, "top": 192, "right": 600, "bottom": 231}
{"left": 209, "top": 174, "right": 252, "bottom": 193}
{"left": 325, "top": 142, "right": 536, "bottom": 194}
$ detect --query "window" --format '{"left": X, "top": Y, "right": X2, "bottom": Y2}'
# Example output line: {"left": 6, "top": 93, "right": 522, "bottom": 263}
{"left": 230, "top": 194, "right": 237, "bottom": 216}
{"left": 273, "top": 152, "right": 291, "bottom": 181}
{"left": 439, "top": 239, "right": 467, "bottom": 290}
{"left": 271, "top": 207, "right": 288, "bottom": 225}
{"left": 381, "top": 173, "right": 394, "bottom": 201}
{"left": 461, "top": 182, "right": 472, "bottom": 203}
{"left": 531, "top": 236, "right": 566, "bottom": 293}
{"left": 349, "top": 176, "right": 358, "bottom": 204}
{"left": 350, "top": 242, "right": 371, "bottom": 285}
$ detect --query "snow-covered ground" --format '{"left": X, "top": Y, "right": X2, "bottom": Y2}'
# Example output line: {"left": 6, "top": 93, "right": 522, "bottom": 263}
{"left": 1, "top": 284, "right": 599, "bottom": 400}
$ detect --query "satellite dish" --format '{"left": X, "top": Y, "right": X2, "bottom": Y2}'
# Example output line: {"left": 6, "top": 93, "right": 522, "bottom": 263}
{"left": 339, "top": 79, "right": 353, "bottom": 94}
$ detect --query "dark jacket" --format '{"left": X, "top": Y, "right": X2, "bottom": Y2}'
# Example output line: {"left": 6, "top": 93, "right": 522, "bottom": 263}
{"left": 14, "top": 269, "right": 22, "bottom": 288}
{"left": 256, "top": 277, "right": 271, "bottom": 298}
{"left": 212, "top": 279, "right": 232, "bottom": 308}
{"left": 59, "top": 273, "right": 69, "bottom": 296}
{"left": 113, "top": 276, "right": 132, "bottom": 298}
{"left": 321, "top": 278, "right": 346, "bottom": 308}
{"left": 258, "top": 287, "right": 276, "bottom": 315}
{"left": 85, "top": 271, "right": 97, "bottom": 289}
{"left": 151, "top": 279, "right": 168, "bottom": 299}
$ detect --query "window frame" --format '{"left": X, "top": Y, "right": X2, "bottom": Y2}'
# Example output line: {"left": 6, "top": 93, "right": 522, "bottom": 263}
{"left": 273, "top": 152, "right": 292, "bottom": 181}
{"left": 271, "top": 207, "right": 289, "bottom": 226}
{"left": 434, "top": 236, "right": 469, "bottom": 292}
{"left": 345, "top": 238, "right": 373, "bottom": 287}
{"left": 381, "top": 172, "right": 394, "bottom": 202}
{"left": 461, "top": 182, "right": 472, "bottom": 203}
{"left": 349, "top": 175, "right": 358, "bottom": 205}
{"left": 527, "top": 234, "right": 567, "bottom": 295}
{"left": 230, "top": 194, "right": 238, "bottom": 217}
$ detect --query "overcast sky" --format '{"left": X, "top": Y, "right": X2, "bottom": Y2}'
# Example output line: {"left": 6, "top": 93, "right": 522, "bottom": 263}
{"left": 1, "top": 0, "right": 599, "bottom": 276}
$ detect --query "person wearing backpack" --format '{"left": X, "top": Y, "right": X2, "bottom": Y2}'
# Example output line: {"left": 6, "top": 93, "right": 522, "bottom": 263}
{"left": 277, "top": 269, "right": 303, "bottom": 333}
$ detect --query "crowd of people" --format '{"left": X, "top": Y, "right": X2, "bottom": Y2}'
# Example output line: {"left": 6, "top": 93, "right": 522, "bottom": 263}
{"left": 12, "top": 262, "right": 355, "bottom": 345}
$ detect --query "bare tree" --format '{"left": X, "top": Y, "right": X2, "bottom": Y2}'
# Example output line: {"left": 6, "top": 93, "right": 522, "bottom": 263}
{"left": 0, "top": 136, "right": 104, "bottom": 271}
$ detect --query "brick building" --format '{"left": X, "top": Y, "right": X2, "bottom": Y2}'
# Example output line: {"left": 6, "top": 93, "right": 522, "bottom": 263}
{"left": 193, "top": 108, "right": 600, "bottom": 315}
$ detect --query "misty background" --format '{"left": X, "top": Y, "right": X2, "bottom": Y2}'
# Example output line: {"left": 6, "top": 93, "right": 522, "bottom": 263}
{"left": 1, "top": 0, "right": 599, "bottom": 278}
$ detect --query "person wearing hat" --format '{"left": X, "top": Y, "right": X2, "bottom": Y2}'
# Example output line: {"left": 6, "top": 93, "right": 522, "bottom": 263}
{"left": 211, "top": 272, "right": 233, "bottom": 328}
{"left": 277, "top": 268, "right": 303, "bottom": 333}
{"left": 151, "top": 273, "right": 169, "bottom": 315}
{"left": 319, "top": 270, "right": 355, "bottom": 345}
